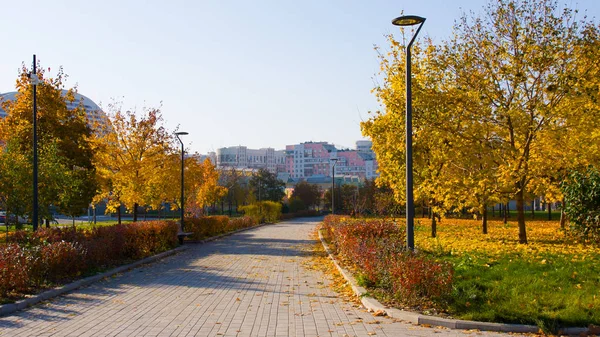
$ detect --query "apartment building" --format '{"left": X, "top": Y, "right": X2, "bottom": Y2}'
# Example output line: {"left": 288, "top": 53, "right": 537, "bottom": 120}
{"left": 216, "top": 146, "right": 285, "bottom": 174}
{"left": 216, "top": 140, "right": 378, "bottom": 180}
{"left": 285, "top": 141, "right": 378, "bottom": 180}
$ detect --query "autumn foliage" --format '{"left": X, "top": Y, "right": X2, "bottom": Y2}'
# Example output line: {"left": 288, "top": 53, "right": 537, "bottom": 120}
{"left": 362, "top": 0, "right": 600, "bottom": 243}
{"left": 321, "top": 215, "right": 453, "bottom": 307}
{"left": 183, "top": 216, "right": 256, "bottom": 240}
{"left": 0, "top": 221, "right": 178, "bottom": 298}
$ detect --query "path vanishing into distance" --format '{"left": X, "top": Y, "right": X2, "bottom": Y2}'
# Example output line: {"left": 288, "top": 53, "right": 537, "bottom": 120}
{"left": 0, "top": 218, "right": 522, "bottom": 337}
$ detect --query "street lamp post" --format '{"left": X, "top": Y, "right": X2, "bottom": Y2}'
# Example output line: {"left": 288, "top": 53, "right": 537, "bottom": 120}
{"left": 392, "top": 15, "right": 426, "bottom": 251}
{"left": 330, "top": 158, "right": 338, "bottom": 214}
{"left": 29, "top": 54, "right": 39, "bottom": 231}
{"left": 174, "top": 132, "right": 188, "bottom": 231}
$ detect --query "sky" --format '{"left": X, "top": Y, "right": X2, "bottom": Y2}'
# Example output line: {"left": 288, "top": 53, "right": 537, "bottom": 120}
{"left": 1, "top": 0, "right": 599, "bottom": 154}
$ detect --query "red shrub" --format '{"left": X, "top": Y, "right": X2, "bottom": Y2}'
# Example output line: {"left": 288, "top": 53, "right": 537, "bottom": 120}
{"left": 389, "top": 253, "right": 454, "bottom": 305}
{"left": 122, "top": 221, "right": 179, "bottom": 259}
{"left": 1, "top": 220, "right": 179, "bottom": 299}
{"left": 38, "top": 241, "right": 88, "bottom": 283}
{"left": 0, "top": 244, "right": 35, "bottom": 297}
{"left": 322, "top": 215, "right": 453, "bottom": 306}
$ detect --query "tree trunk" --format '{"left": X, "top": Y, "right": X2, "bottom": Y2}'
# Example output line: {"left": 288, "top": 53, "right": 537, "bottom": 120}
{"left": 117, "top": 205, "right": 122, "bottom": 225}
{"left": 516, "top": 188, "right": 528, "bottom": 244}
{"left": 482, "top": 207, "right": 488, "bottom": 234}
{"left": 422, "top": 201, "right": 426, "bottom": 218}
{"left": 492, "top": 205, "right": 495, "bottom": 218}
{"left": 431, "top": 213, "right": 437, "bottom": 238}
{"left": 560, "top": 198, "right": 566, "bottom": 229}
{"left": 221, "top": 199, "right": 224, "bottom": 215}
{"left": 133, "top": 203, "right": 139, "bottom": 222}
{"left": 531, "top": 201, "right": 535, "bottom": 219}
{"left": 503, "top": 203, "right": 508, "bottom": 224}
{"left": 45, "top": 218, "right": 50, "bottom": 228}
{"left": 548, "top": 202, "right": 552, "bottom": 221}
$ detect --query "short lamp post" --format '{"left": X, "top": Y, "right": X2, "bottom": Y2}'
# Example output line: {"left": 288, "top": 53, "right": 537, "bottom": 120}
{"left": 174, "top": 132, "right": 188, "bottom": 231}
{"left": 392, "top": 14, "right": 426, "bottom": 251}
{"left": 330, "top": 158, "right": 338, "bottom": 214}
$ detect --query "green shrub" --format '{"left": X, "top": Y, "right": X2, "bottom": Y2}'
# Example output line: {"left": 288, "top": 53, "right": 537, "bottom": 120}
{"left": 280, "top": 209, "right": 320, "bottom": 220}
{"left": 288, "top": 197, "right": 307, "bottom": 213}
{"left": 562, "top": 166, "right": 600, "bottom": 242}
{"left": 239, "top": 201, "right": 282, "bottom": 223}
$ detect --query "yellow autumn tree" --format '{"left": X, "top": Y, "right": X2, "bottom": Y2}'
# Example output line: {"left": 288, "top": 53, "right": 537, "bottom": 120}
{"left": 93, "top": 102, "right": 171, "bottom": 222}
{"left": 444, "top": 0, "right": 600, "bottom": 243}
{"left": 0, "top": 63, "right": 98, "bottom": 227}
{"left": 363, "top": 0, "right": 600, "bottom": 244}
{"left": 165, "top": 153, "right": 226, "bottom": 217}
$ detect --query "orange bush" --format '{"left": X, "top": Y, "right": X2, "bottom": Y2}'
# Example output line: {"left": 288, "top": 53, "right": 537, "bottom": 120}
{"left": 185, "top": 216, "right": 256, "bottom": 240}
{"left": 322, "top": 215, "right": 453, "bottom": 306}
{"left": 1, "top": 220, "right": 179, "bottom": 299}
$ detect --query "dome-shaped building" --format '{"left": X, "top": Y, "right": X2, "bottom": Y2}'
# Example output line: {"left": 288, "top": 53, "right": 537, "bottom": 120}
{"left": 0, "top": 90, "right": 108, "bottom": 129}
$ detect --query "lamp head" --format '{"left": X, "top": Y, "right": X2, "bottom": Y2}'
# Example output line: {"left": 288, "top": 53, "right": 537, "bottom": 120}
{"left": 392, "top": 15, "right": 426, "bottom": 26}
{"left": 175, "top": 131, "right": 189, "bottom": 136}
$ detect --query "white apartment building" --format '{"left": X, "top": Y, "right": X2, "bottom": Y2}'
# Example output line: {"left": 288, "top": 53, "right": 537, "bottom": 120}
{"left": 216, "top": 146, "right": 285, "bottom": 173}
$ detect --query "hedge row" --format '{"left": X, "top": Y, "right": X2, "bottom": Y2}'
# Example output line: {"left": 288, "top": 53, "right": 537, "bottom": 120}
{"left": 280, "top": 209, "right": 320, "bottom": 220}
{"left": 1, "top": 221, "right": 179, "bottom": 298}
{"left": 239, "top": 201, "right": 282, "bottom": 224}
{"left": 184, "top": 216, "right": 256, "bottom": 240}
{"left": 322, "top": 215, "right": 454, "bottom": 307}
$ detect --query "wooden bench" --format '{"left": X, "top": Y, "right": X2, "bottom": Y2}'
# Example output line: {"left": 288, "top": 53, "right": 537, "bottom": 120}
{"left": 177, "top": 231, "right": 193, "bottom": 244}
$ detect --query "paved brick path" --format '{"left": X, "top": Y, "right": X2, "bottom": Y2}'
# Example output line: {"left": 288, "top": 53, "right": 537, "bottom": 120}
{"left": 0, "top": 218, "right": 521, "bottom": 337}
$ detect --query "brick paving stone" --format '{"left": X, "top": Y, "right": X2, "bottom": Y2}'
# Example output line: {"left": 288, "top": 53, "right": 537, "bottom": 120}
{"left": 0, "top": 218, "right": 524, "bottom": 337}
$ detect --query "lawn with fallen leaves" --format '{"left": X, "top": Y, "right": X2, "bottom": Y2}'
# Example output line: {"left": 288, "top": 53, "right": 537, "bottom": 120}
{"left": 414, "top": 218, "right": 600, "bottom": 331}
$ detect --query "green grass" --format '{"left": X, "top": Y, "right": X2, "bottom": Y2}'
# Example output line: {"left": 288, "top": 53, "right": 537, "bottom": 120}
{"left": 445, "top": 252, "right": 600, "bottom": 331}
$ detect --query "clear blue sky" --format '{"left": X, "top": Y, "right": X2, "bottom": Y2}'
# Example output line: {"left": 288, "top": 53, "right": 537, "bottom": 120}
{"left": 1, "top": 0, "right": 598, "bottom": 154}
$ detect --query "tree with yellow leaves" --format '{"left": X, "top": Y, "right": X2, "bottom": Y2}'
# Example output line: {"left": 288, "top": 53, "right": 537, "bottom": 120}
{"left": 163, "top": 153, "right": 226, "bottom": 217}
{"left": 363, "top": 0, "right": 600, "bottom": 244}
{"left": 0, "top": 63, "right": 98, "bottom": 227}
{"left": 445, "top": 0, "right": 600, "bottom": 243}
{"left": 93, "top": 102, "right": 171, "bottom": 222}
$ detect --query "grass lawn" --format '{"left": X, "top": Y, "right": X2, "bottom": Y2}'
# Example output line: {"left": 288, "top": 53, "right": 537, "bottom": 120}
{"left": 415, "top": 218, "right": 600, "bottom": 329}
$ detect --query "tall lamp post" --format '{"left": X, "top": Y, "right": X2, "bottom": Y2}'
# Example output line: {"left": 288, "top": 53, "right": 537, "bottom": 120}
{"left": 29, "top": 54, "right": 40, "bottom": 231}
{"left": 392, "top": 15, "right": 426, "bottom": 251}
{"left": 174, "top": 132, "right": 188, "bottom": 231}
{"left": 330, "top": 158, "right": 338, "bottom": 214}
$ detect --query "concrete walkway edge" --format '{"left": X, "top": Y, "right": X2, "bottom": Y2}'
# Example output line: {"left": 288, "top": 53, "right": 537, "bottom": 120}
{"left": 317, "top": 228, "right": 591, "bottom": 336}
{"left": 0, "top": 222, "right": 269, "bottom": 318}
